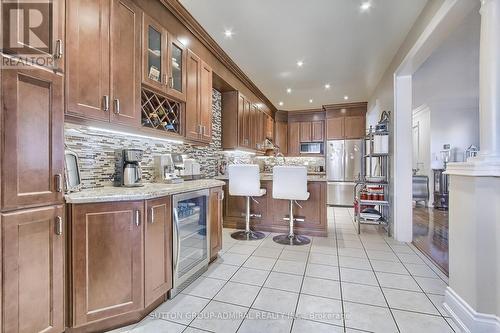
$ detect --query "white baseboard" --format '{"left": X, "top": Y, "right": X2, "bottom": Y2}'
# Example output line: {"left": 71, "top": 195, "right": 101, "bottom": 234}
{"left": 444, "top": 287, "right": 500, "bottom": 333}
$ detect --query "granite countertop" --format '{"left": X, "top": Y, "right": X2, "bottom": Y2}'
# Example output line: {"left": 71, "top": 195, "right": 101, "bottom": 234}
{"left": 65, "top": 179, "right": 226, "bottom": 204}
{"left": 215, "top": 173, "right": 327, "bottom": 182}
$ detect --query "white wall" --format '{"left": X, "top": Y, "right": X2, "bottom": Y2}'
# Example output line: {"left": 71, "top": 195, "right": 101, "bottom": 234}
{"left": 367, "top": 0, "right": 446, "bottom": 125}
{"left": 412, "top": 10, "right": 480, "bottom": 166}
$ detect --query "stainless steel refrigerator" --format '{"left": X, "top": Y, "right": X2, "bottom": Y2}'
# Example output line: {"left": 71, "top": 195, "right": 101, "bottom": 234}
{"left": 327, "top": 139, "right": 362, "bottom": 206}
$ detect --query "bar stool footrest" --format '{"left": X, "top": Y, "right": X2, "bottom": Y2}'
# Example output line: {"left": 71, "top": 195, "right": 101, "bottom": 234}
{"left": 283, "top": 216, "right": 305, "bottom": 223}
{"left": 273, "top": 234, "right": 311, "bottom": 246}
{"left": 231, "top": 230, "right": 266, "bottom": 241}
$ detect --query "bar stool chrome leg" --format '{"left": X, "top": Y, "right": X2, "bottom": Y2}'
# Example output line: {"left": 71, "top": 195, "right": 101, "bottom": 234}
{"left": 273, "top": 200, "right": 310, "bottom": 245}
{"left": 231, "top": 196, "right": 266, "bottom": 240}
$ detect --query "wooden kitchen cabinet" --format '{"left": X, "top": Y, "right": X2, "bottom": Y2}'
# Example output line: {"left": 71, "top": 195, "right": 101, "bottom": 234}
{"left": 67, "top": 0, "right": 142, "bottom": 126}
{"left": 222, "top": 91, "right": 257, "bottom": 150}
{"left": 1, "top": 60, "right": 64, "bottom": 211}
{"left": 326, "top": 117, "right": 345, "bottom": 139}
{"left": 299, "top": 121, "right": 324, "bottom": 142}
{"left": 186, "top": 50, "right": 213, "bottom": 143}
{"left": 325, "top": 103, "right": 367, "bottom": 140}
{"left": 110, "top": 0, "right": 142, "bottom": 126}
{"left": 66, "top": 0, "right": 109, "bottom": 121}
{"left": 210, "top": 187, "right": 224, "bottom": 261}
{"left": 344, "top": 116, "right": 366, "bottom": 139}
{"left": 312, "top": 121, "right": 325, "bottom": 142}
{"left": 142, "top": 13, "right": 186, "bottom": 102}
{"left": 71, "top": 201, "right": 144, "bottom": 327}
{"left": 288, "top": 122, "right": 300, "bottom": 156}
{"left": 300, "top": 122, "right": 312, "bottom": 142}
{"left": 199, "top": 61, "right": 213, "bottom": 142}
{"left": 2, "top": 205, "right": 65, "bottom": 333}
{"left": 275, "top": 121, "right": 288, "bottom": 155}
{"left": 145, "top": 197, "right": 172, "bottom": 307}
{"left": 265, "top": 113, "right": 274, "bottom": 141}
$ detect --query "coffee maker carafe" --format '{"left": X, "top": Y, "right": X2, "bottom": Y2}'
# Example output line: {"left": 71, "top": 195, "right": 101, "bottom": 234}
{"left": 114, "top": 149, "right": 144, "bottom": 187}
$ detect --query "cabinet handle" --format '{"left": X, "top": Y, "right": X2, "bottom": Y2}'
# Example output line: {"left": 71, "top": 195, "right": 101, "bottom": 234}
{"left": 149, "top": 207, "right": 154, "bottom": 224}
{"left": 163, "top": 74, "right": 168, "bottom": 84}
{"left": 103, "top": 95, "right": 109, "bottom": 112}
{"left": 54, "top": 39, "right": 63, "bottom": 59}
{"left": 198, "top": 124, "right": 202, "bottom": 134}
{"left": 169, "top": 76, "right": 174, "bottom": 88}
{"left": 55, "top": 216, "right": 63, "bottom": 236}
{"left": 218, "top": 190, "right": 224, "bottom": 201}
{"left": 54, "top": 174, "right": 63, "bottom": 192}
{"left": 135, "top": 210, "right": 140, "bottom": 226}
{"left": 114, "top": 99, "right": 120, "bottom": 114}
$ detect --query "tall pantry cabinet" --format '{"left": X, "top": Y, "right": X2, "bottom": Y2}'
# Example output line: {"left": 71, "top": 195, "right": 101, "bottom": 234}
{"left": 0, "top": 1, "right": 66, "bottom": 332}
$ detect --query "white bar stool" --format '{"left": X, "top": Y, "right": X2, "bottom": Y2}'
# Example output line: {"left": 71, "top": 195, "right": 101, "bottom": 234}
{"left": 272, "top": 166, "right": 311, "bottom": 245}
{"left": 228, "top": 164, "right": 267, "bottom": 240}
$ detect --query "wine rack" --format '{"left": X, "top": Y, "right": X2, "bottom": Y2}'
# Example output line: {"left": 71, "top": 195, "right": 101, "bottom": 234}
{"left": 141, "top": 88, "right": 182, "bottom": 134}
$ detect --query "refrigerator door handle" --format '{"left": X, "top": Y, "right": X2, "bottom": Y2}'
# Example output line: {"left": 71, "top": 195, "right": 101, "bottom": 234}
{"left": 173, "top": 207, "right": 181, "bottom": 281}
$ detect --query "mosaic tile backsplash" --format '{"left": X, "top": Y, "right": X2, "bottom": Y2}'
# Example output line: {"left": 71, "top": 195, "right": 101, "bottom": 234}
{"left": 65, "top": 89, "right": 223, "bottom": 189}
{"left": 65, "top": 88, "right": 326, "bottom": 189}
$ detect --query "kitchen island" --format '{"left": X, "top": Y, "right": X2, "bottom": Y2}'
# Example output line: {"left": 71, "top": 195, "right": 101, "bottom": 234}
{"left": 216, "top": 174, "right": 328, "bottom": 237}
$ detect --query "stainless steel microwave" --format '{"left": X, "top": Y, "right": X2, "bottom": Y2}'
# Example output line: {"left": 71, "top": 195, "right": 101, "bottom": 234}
{"left": 300, "top": 142, "right": 324, "bottom": 154}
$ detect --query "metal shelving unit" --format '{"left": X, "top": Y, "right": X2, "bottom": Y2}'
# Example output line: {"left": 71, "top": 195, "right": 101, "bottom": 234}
{"left": 354, "top": 123, "right": 391, "bottom": 236}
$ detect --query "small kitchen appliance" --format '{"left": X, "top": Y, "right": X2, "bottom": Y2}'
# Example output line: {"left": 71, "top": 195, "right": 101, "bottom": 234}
{"left": 114, "top": 149, "right": 144, "bottom": 187}
{"left": 170, "top": 153, "right": 202, "bottom": 180}
{"left": 169, "top": 189, "right": 210, "bottom": 298}
{"left": 154, "top": 155, "right": 183, "bottom": 184}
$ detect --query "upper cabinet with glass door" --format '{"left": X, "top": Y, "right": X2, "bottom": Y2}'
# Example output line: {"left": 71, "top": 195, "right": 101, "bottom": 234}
{"left": 167, "top": 35, "right": 186, "bottom": 101}
{"left": 142, "top": 13, "right": 186, "bottom": 102}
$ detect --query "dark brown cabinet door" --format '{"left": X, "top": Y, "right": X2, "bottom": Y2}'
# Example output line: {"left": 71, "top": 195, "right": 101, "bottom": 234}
{"left": 145, "top": 197, "right": 172, "bottom": 307}
{"left": 265, "top": 114, "right": 274, "bottom": 141}
{"left": 239, "top": 97, "right": 251, "bottom": 148}
{"left": 185, "top": 49, "right": 201, "bottom": 141}
{"left": 288, "top": 122, "right": 300, "bottom": 156}
{"left": 300, "top": 122, "right": 312, "bottom": 142}
{"left": 312, "top": 121, "right": 325, "bottom": 142}
{"left": 1, "top": 62, "right": 64, "bottom": 211}
{"left": 210, "top": 187, "right": 223, "bottom": 261}
{"left": 110, "top": 0, "right": 141, "bottom": 127}
{"left": 275, "top": 122, "right": 288, "bottom": 155}
{"left": 142, "top": 13, "right": 167, "bottom": 92}
{"left": 199, "top": 60, "right": 213, "bottom": 143}
{"left": 66, "top": 0, "right": 110, "bottom": 121}
{"left": 166, "top": 35, "right": 187, "bottom": 102}
{"left": 71, "top": 201, "right": 144, "bottom": 327}
{"left": 2, "top": 205, "right": 64, "bottom": 333}
{"left": 344, "top": 116, "right": 366, "bottom": 139}
{"left": 327, "top": 117, "right": 345, "bottom": 140}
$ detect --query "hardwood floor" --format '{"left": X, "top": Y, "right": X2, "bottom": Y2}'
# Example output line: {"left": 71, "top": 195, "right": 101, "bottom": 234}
{"left": 412, "top": 203, "right": 449, "bottom": 275}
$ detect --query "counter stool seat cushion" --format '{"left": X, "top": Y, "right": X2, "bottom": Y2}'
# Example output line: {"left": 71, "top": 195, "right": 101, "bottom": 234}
{"left": 272, "top": 166, "right": 310, "bottom": 201}
{"left": 228, "top": 164, "right": 266, "bottom": 197}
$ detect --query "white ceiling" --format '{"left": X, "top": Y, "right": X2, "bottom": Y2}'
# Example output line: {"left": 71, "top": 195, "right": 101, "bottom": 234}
{"left": 179, "top": 0, "right": 428, "bottom": 111}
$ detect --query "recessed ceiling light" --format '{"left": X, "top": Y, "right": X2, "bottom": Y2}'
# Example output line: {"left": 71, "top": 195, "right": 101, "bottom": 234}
{"left": 279, "top": 101, "right": 284, "bottom": 106}
{"left": 286, "top": 88, "right": 292, "bottom": 94}
{"left": 309, "top": 99, "right": 313, "bottom": 103}
{"left": 297, "top": 60, "right": 304, "bottom": 67}
{"left": 360, "top": 1, "right": 372, "bottom": 12}
{"left": 344, "top": 95, "right": 349, "bottom": 100}
{"left": 224, "top": 29, "right": 233, "bottom": 38}
{"left": 325, "top": 84, "right": 331, "bottom": 89}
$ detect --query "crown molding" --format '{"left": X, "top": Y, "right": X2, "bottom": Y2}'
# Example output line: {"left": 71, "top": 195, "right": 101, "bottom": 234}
{"left": 160, "top": 0, "right": 278, "bottom": 115}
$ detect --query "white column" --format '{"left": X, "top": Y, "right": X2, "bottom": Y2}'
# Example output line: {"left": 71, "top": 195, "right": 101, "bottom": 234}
{"left": 478, "top": 0, "right": 500, "bottom": 158}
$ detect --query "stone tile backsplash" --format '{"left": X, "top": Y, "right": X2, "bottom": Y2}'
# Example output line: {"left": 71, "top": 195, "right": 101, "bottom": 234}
{"left": 65, "top": 89, "right": 223, "bottom": 189}
{"left": 65, "top": 88, "right": 325, "bottom": 189}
